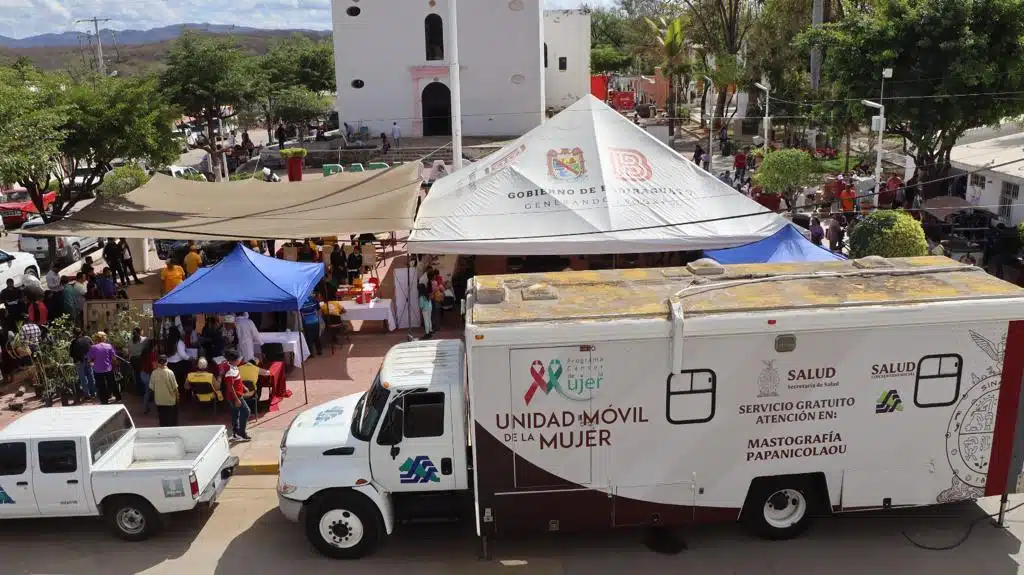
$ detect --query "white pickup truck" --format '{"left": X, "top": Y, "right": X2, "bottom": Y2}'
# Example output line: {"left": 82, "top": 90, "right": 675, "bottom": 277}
{"left": 0, "top": 405, "right": 239, "bottom": 540}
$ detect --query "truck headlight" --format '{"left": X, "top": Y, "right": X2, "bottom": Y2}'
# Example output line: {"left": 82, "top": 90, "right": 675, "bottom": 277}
{"left": 278, "top": 481, "right": 297, "bottom": 495}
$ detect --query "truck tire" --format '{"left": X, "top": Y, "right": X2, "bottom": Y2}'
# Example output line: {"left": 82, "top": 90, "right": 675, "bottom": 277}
{"left": 743, "top": 477, "right": 816, "bottom": 541}
{"left": 105, "top": 495, "right": 162, "bottom": 542}
{"left": 305, "top": 492, "right": 382, "bottom": 559}
{"left": 23, "top": 266, "right": 38, "bottom": 278}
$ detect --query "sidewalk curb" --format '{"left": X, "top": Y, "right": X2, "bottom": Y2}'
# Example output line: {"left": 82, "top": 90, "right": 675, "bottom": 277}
{"left": 236, "top": 461, "right": 280, "bottom": 476}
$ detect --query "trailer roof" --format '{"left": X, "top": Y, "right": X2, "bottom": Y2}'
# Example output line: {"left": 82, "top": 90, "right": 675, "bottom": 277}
{"left": 469, "top": 256, "right": 1024, "bottom": 325}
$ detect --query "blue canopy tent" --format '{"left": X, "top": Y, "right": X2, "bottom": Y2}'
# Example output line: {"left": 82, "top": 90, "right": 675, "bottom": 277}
{"left": 704, "top": 224, "right": 845, "bottom": 264}
{"left": 154, "top": 243, "right": 324, "bottom": 404}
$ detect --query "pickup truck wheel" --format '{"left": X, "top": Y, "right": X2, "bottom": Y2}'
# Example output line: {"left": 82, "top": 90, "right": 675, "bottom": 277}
{"left": 23, "top": 266, "right": 38, "bottom": 278}
{"left": 305, "top": 493, "right": 381, "bottom": 559}
{"left": 106, "top": 496, "right": 162, "bottom": 542}
{"left": 71, "top": 244, "right": 82, "bottom": 262}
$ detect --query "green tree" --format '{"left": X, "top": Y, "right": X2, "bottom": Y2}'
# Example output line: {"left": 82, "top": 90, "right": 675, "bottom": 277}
{"left": 753, "top": 149, "right": 821, "bottom": 211}
{"left": 800, "top": 0, "right": 1024, "bottom": 191}
{"left": 848, "top": 210, "right": 928, "bottom": 258}
{"left": 271, "top": 87, "right": 332, "bottom": 141}
{"left": 160, "top": 32, "right": 256, "bottom": 180}
{"left": 264, "top": 34, "right": 336, "bottom": 93}
{"left": 646, "top": 17, "right": 692, "bottom": 136}
{"left": 591, "top": 45, "right": 633, "bottom": 74}
{"left": 0, "top": 66, "right": 67, "bottom": 198}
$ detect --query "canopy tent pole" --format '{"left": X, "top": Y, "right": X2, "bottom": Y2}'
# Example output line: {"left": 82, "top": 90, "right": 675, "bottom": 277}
{"left": 295, "top": 311, "right": 309, "bottom": 406}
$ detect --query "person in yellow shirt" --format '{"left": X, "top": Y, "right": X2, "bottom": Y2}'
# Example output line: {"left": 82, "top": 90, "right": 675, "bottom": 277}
{"left": 183, "top": 245, "right": 203, "bottom": 276}
{"left": 160, "top": 260, "right": 186, "bottom": 295}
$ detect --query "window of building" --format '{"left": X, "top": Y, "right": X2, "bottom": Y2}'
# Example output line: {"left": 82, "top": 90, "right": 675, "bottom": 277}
{"left": 425, "top": 14, "right": 444, "bottom": 61}
{"left": 38, "top": 440, "right": 77, "bottom": 474}
{"left": 970, "top": 173, "right": 986, "bottom": 188}
{"left": 544, "top": 44, "right": 548, "bottom": 68}
{"left": 558, "top": 57, "right": 567, "bottom": 71}
{"left": 666, "top": 370, "right": 716, "bottom": 424}
{"left": 1000, "top": 181, "right": 1019, "bottom": 220}
{"left": 351, "top": 79, "right": 365, "bottom": 89}
{"left": 0, "top": 442, "right": 26, "bottom": 476}
{"left": 914, "top": 354, "right": 962, "bottom": 408}
{"left": 346, "top": 6, "right": 361, "bottom": 16}
{"left": 403, "top": 392, "right": 446, "bottom": 438}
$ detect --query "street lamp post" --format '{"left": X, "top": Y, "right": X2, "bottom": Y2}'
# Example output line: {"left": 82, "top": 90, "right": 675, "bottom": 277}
{"left": 862, "top": 98, "right": 885, "bottom": 207}
{"left": 703, "top": 75, "right": 714, "bottom": 165}
{"left": 754, "top": 82, "right": 770, "bottom": 152}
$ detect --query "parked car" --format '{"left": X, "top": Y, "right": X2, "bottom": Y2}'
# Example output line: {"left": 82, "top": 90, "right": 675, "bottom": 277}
{"left": 158, "top": 166, "right": 209, "bottom": 181}
{"left": 18, "top": 216, "right": 101, "bottom": 266}
{"left": 0, "top": 187, "right": 56, "bottom": 228}
{"left": 0, "top": 405, "right": 239, "bottom": 541}
{"left": 0, "top": 248, "right": 39, "bottom": 287}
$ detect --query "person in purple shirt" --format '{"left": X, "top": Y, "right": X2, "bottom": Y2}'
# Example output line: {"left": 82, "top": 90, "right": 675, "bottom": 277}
{"left": 96, "top": 268, "right": 117, "bottom": 299}
{"left": 87, "top": 331, "right": 122, "bottom": 404}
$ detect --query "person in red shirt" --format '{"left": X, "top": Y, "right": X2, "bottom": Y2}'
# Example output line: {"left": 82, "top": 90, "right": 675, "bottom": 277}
{"left": 733, "top": 147, "right": 748, "bottom": 182}
{"left": 222, "top": 349, "right": 251, "bottom": 441}
{"left": 27, "top": 297, "right": 46, "bottom": 325}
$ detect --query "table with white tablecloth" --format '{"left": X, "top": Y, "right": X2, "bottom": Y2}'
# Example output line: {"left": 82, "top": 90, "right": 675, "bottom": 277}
{"left": 260, "top": 331, "right": 311, "bottom": 367}
{"left": 341, "top": 298, "right": 396, "bottom": 331}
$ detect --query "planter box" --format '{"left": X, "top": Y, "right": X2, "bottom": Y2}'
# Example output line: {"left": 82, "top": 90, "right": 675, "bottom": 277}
{"left": 287, "top": 157, "right": 304, "bottom": 182}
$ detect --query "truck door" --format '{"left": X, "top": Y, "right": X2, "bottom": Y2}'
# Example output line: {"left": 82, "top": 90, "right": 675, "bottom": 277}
{"left": 370, "top": 390, "right": 457, "bottom": 492}
{"left": 509, "top": 347, "right": 595, "bottom": 489}
{"left": 32, "top": 439, "right": 89, "bottom": 515}
{"left": 0, "top": 441, "right": 38, "bottom": 517}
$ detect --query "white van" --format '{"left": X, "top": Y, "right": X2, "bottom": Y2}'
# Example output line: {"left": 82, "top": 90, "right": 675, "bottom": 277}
{"left": 278, "top": 256, "right": 1024, "bottom": 558}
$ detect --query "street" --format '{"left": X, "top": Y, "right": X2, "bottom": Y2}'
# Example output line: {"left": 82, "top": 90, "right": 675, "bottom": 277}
{"left": 2, "top": 476, "right": 1023, "bottom": 574}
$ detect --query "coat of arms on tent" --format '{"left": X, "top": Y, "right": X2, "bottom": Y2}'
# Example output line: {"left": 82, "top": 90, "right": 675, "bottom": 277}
{"left": 547, "top": 147, "right": 586, "bottom": 181}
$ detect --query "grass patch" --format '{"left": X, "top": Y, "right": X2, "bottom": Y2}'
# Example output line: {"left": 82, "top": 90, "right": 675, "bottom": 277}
{"left": 814, "top": 153, "right": 853, "bottom": 175}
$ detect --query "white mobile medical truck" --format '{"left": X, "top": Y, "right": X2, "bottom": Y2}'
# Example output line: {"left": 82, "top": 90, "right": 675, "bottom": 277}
{"left": 0, "top": 405, "right": 239, "bottom": 540}
{"left": 278, "top": 256, "right": 1024, "bottom": 559}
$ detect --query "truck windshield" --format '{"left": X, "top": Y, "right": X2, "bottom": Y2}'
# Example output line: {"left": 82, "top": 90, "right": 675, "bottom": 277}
{"left": 351, "top": 373, "right": 389, "bottom": 441}
{"left": 89, "top": 409, "right": 134, "bottom": 463}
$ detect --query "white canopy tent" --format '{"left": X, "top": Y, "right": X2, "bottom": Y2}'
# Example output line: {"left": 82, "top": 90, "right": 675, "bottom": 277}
{"left": 408, "top": 95, "right": 786, "bottom": 255}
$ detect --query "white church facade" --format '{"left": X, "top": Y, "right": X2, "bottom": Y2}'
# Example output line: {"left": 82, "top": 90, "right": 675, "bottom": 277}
{"left": 332, "top": 0, "right": 590, "bottom": 139}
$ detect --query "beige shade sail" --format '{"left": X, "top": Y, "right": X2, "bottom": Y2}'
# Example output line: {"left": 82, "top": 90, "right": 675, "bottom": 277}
{"left": 21, "top": 162, "right": 422, "bottom": 240}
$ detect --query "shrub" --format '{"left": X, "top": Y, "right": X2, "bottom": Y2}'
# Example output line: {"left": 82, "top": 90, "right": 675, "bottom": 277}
{"left": 279, "top": 147, "right": 308, "bottom": 159}
{"left": 848, "top": 210, "right": 928, "bottom": 259}
{"left": 98, "top": 163, "right": 150, "bottom": 196}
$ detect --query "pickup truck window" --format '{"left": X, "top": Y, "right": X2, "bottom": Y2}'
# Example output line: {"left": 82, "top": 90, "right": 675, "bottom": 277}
{"left": 89, "top": 410, "right": 134, "bottom": 463}
{"left": 352, "top": 373, "right": 390, "bottom": 441}
{"left": 0, "top": 442, "right": 26, "bottom": 475}
{"left": 39, "top": 441, "right": 77, "bottom": 474}
{"left": 404, "top": 392, "right": 446, "bottom": 438}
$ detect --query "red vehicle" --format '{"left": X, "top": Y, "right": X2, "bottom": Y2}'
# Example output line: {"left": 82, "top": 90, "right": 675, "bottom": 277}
{"left": 0, "top": 187, "right": 56, "bottom": 227}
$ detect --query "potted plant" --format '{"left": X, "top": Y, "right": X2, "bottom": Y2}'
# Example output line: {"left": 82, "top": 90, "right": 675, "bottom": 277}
{"left": 280, "top": 148, "right": 308, "bottom": 182}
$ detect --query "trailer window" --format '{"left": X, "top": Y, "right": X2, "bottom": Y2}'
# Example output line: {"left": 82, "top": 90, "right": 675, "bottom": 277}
{"left": 404, "top": 392, "right": 446, "bottom": 438}
{"left": 666, "top": 369, "right": 716, "bottom": 424}
{"left": 915, "top": 354, "right": 963, "bottom": 408}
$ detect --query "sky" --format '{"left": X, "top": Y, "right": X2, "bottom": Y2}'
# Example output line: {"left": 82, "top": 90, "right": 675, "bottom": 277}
{"left": 0, "top": 0, "right": 617, "bottom": 39}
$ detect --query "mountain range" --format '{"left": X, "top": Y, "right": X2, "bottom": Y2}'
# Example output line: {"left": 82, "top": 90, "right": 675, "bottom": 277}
{"left": 0, "top": 23, "right": 329, "bottom": 49}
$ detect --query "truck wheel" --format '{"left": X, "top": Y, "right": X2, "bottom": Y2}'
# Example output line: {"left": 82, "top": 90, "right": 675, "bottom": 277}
{"left": 744, "top": 479, "right": 815, "bottom": 540}
{"left": 24, "top": 266, "right": 37, "bottom": 278}
{"left": 71, "top": 244, "right": 82, "bottom": 262}
{"left": 106, "top": 496, "right": 162, "bottom": 542}
{"left": 305, "top": 492, "right": 382, "bottom": 559}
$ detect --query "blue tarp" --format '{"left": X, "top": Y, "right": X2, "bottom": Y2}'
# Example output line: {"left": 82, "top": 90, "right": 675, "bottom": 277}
{"left": 154, "top": 244, "right": 325, "bottom": 316}
{"left": 704, "top": 224, "right": 845, "bottom": 264}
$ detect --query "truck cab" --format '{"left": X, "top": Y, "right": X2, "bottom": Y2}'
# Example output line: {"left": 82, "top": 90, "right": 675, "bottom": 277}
{"left": 278, "top": 339, "right": 469, "bottom": 559}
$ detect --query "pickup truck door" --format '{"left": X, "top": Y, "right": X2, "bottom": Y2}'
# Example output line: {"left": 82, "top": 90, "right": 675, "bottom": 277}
{"left": 371, "top": 390, "right": 456, "bottom": 493}
{"left": 32, "top": 439, "right": 90, "bottom": 515}
{"left": 0, "top": 441, "right": 38, "bottom": 517}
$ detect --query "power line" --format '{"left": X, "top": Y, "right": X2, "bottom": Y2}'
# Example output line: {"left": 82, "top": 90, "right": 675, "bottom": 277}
{"left": 75, "top": 17, "right": 111, "bottom": 77}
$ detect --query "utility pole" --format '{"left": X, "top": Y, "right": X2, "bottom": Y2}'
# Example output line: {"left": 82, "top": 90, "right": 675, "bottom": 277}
{"left": 75, "top": 17, "right": 111, "bottom": 76}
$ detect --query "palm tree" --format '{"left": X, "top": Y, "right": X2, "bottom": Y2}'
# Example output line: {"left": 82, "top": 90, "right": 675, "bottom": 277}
{"left": 645, "top": 17, "right": 692, "bottom": 137}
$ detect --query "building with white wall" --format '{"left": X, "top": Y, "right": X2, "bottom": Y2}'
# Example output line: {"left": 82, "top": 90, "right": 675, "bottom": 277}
{"left": 951, "top": 131, "right": 1024, "bottom": 225}
{"left": 544, "top": 10, "right": 591, "bottom": 112}
{"left": 332, "top": 0, "right": 545, "bottom": 139}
